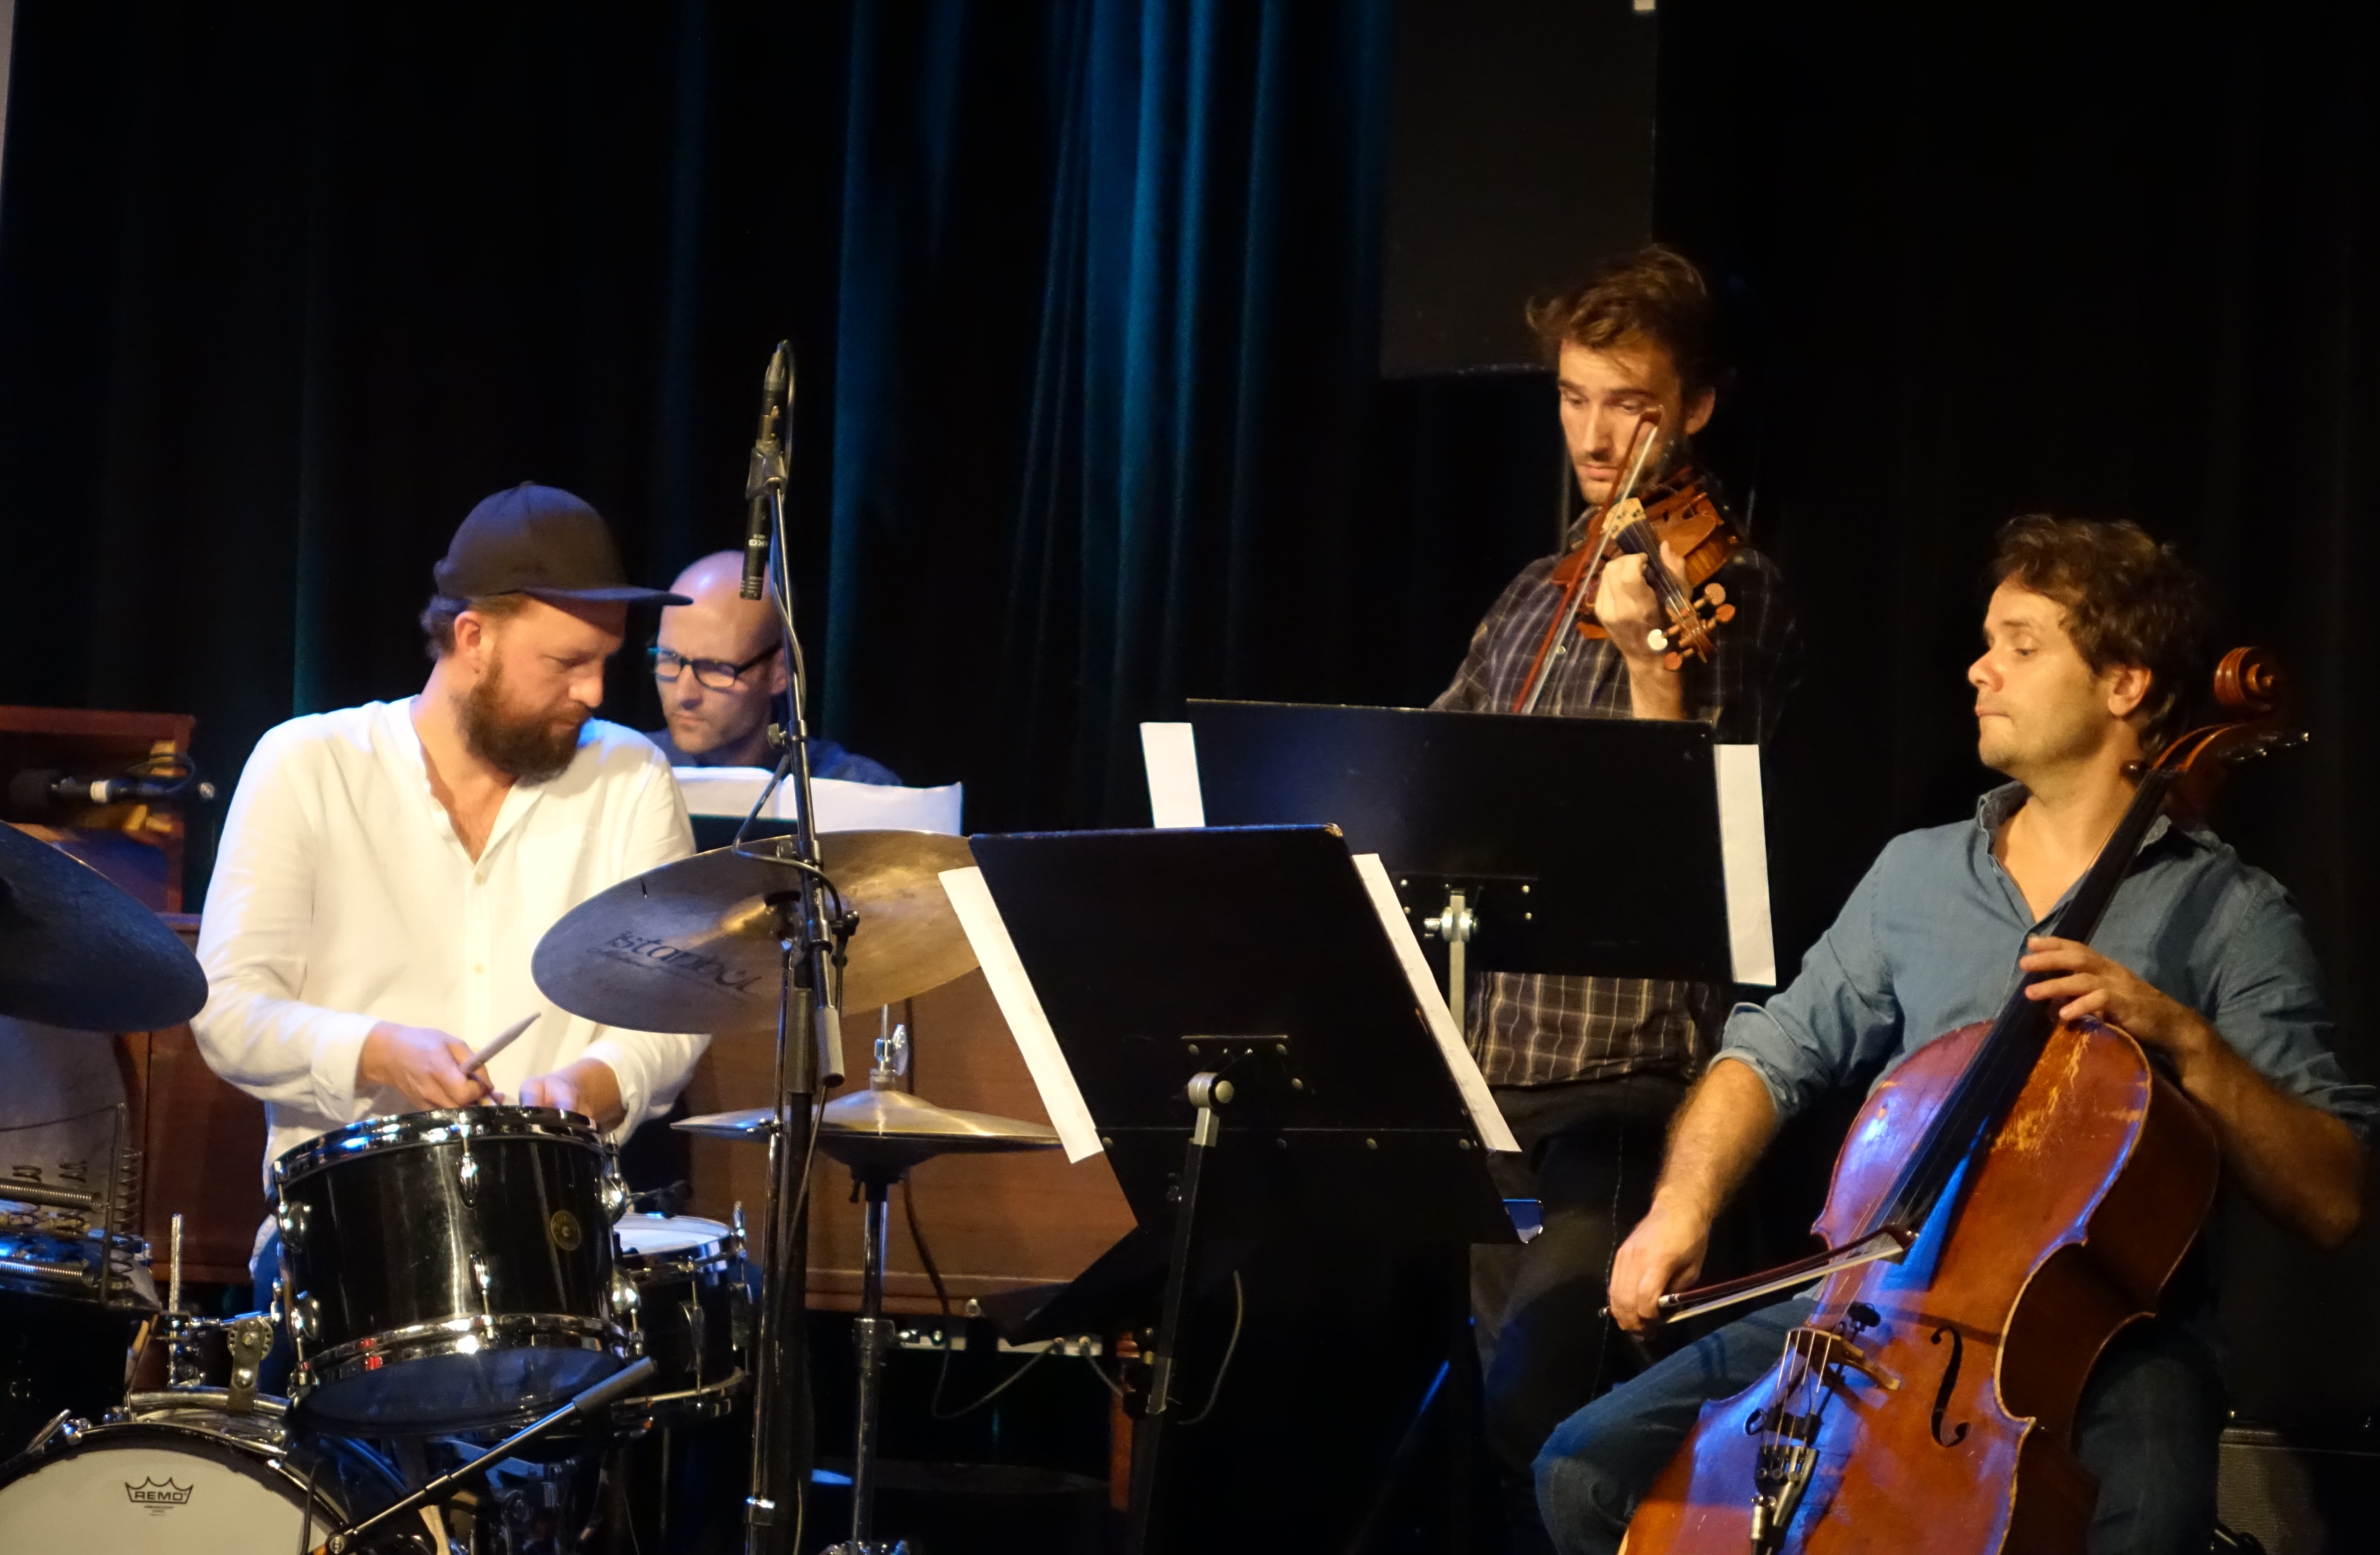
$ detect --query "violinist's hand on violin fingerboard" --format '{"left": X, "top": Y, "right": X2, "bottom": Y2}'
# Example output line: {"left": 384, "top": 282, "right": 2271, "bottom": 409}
{"left": 1592, "top": 539, "right": 1693, "bottom": 665}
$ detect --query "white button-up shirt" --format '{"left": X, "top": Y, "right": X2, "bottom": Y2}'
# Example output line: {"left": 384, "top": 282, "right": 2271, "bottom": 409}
{"left": 193, "top": 698, "right": 709, "bottom": 1188}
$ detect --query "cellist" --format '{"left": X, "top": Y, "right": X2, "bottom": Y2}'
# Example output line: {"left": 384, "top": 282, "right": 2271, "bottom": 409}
{"left": 1432, "top": 244, "right": 1801, "bottom": 1553}
{"left": 1537, "top": 516, "right": 2373, "bottom": 1555}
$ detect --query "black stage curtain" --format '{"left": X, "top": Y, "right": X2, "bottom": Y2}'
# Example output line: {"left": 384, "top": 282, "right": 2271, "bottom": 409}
{"left": 2, "top": 0, "right": 2375, "bottom": 1431}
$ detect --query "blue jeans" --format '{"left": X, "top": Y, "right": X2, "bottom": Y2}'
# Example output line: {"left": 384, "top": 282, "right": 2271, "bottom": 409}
{"left": 1534, "top": 1297, "right": 2225, "bottom": 1555}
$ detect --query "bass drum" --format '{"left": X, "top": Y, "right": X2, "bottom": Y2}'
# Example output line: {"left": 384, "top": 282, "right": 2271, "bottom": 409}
{"left": 0, "top": 1415, "right": 441, "bottom": 1552}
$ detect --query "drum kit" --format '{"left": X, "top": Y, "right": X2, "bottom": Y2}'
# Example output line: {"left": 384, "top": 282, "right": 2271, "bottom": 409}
{"left": 0, "top": 818, "right": 1067, "bottom": 1554}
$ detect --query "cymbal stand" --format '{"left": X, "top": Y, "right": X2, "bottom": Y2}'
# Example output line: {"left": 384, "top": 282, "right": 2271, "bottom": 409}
{"left": 825, "top": 1026, "right": 913, "bottom": 1555}
{"left": 738, "top": 404, "right": 853, "bottom": 1555}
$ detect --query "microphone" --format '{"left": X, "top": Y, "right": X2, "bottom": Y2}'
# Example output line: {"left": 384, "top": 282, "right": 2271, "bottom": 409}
{"left": 8, "top": 768, "right": 218, "bottom": 813}
{"left": 742, "top": 341, "right": 792, "bottom": 600}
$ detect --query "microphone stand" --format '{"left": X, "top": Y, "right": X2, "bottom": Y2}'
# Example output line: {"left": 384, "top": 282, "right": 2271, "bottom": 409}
{"left": 736, "top": 412, "right": 852, "bottom": 1555}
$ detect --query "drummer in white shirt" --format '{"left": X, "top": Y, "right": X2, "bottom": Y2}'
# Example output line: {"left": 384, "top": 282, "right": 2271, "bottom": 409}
{"left": 193, "top": 483, "right": 710, "bottom": 1336}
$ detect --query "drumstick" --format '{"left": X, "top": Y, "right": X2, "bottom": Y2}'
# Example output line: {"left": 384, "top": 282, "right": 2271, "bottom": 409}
{"left": 466, "top": 1012, "right": 540, "bottom": 1078}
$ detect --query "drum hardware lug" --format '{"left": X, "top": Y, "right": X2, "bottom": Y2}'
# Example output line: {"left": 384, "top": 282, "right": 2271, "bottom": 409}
{"left": 289, "top": 1291, "right": 320, "bottom": 1343}
{"left": 608, "top": 1268, "right": 642, "bottom": 1326}
{"left": 600, "top": 1173, "right": 630, "bottom": 1223}
{"left": 226, "top": 1314, "right": 276, "bottom": 1414}
{"left": 274, "top": 1198, "right": 309, "bottom": 1252}
{"left": 457, "top": 1151, "right": 480, "bottom": 1207}
{"left": 470, "top": 1252, "right": 494, "bottom": 1307}
{"left": 161, "top": 1312, "right": 209, "bottom": 1389}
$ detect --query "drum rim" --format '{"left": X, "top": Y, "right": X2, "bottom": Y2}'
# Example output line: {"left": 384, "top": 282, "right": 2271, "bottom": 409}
{"left": 613, "top": 1213, "right": 741, "bottom": 1271}
{"left": 291, "top": 1310, "right": 627, "bottom": 1420}
{"left": 274, "top": 1105, "right": 607, "bottom": 1184}
{"left": 0, "top": 1415, "right": 318, "bottom": 1506}
{"left": 121, "top": 1386, "right": 290, "bottom": 1420}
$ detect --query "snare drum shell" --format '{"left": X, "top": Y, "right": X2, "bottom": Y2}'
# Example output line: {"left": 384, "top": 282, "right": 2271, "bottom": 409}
{"left": 274, "top": 1107, "right": 627, "bottom": 1432}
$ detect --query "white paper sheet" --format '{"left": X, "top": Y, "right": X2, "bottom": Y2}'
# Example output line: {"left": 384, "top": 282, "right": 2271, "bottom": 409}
{"left": 1351, "top": 852, "right": 1520, "bottom": 1154}
{"left": 1715, "top": 744, "right": 1777, "bottom": 987}
{"left": 1138, "top": 722, "right": 1206, "bottom": 829}
{"left": 937, "top": 865, "right": 1103, "bottom": 1163}
{"left": 672, "top": 767, "right": 964, "bottom": 835}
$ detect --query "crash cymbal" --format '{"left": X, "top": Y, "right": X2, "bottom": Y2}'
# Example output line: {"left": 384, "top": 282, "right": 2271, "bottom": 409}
{"left": 0, "top": 822, "right": 208, "bottom": 1031}
{"left": 675, "top": 1087, "right": 1060, "bottom": 1176}
{"left": 532, "top": 831, "right": 980, "bottom": 1036}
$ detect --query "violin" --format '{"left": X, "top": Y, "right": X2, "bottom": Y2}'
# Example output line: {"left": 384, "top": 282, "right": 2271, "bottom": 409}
{"left": 1511, "top": 419, "right": 1746, "bottom": 715}
{"left": 1623, "top": 649, "right": 2301, "bottom": 1554}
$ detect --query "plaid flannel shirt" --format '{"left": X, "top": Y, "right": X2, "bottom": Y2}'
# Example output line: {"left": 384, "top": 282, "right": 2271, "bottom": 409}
{"left": 1431, "top": 535, "right": 1800, "bottom": 1088}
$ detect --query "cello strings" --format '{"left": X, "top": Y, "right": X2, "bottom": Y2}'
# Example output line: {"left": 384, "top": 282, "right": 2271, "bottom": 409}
{"left": 1862, "top": 764, "right": 2182, "bottom": 1239}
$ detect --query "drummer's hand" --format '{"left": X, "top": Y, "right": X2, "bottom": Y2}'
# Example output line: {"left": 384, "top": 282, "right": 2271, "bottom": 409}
{"left": 357, "top": 1023, "right": 492, "bottom": 1110}
{"left": 519, "top": 1058, "right": 624, "bottom": 1130}
{"left": 1606, "top": 1196, "right": 1711, "bottom": 1334}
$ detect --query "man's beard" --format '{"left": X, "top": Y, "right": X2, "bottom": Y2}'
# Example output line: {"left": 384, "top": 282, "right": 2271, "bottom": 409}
{"left": 460, "top": 662, "right": 587, "bottom": 784}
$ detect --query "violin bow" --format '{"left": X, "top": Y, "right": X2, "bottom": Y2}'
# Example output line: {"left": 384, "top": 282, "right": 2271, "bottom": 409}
{"left": 1515, "top": 414, "right": 1664, "bottom": 716}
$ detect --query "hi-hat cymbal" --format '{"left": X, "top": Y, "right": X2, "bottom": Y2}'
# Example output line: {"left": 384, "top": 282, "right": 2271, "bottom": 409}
{"left": 0, "top": 823, "right": 208, "bottom": 1031}
{"left": 676, "top": 1087, "right": 1060, "bottom": 1176}
{"left": 532, "top": 832, "right": 979, "bottom": 1036}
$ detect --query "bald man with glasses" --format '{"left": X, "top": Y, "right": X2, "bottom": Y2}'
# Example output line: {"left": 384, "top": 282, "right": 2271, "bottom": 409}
{"left": 644, "top": 551, "right": 902, "bottom": 783}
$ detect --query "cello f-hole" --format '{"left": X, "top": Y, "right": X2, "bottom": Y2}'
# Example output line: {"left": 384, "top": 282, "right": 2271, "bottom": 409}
{"left": 1928, "top": 1326, "right": 1971, "bottom": 1447}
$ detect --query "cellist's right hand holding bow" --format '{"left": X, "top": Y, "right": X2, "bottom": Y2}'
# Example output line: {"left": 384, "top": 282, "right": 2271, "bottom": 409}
{"left": 1606, "top": 1194, "right": 1712, "bottom": 1333}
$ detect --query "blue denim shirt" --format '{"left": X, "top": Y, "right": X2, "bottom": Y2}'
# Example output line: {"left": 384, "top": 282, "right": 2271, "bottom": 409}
{"left": 1722, "top": 783, "right": 2376, "bottom": 1137}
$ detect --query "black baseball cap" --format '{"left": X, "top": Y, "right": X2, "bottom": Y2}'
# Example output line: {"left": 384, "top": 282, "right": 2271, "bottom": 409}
{"left": 432, "top": 483, "right": 691, "bottom": 606}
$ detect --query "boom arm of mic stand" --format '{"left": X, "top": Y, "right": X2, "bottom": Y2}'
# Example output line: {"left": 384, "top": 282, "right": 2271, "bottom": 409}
{"left": 309, "top": 1357, "right": 657, "bottom": 1555}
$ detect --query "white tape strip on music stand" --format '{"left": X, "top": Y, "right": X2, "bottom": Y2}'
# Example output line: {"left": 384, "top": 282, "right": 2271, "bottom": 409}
{"left": 1352, "top": 852, "right": 1519, "bottom": 1154}
{"left": 1138, "top": 722, "right": 1206, "bottom": 829}
{"left": 1715, "top": 743, "right": 1777, "bottom": 987}
{"left": 937, "top": 864, "right": 1103, "bottom": 1163}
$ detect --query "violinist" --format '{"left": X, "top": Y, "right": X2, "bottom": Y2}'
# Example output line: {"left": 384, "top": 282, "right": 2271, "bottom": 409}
{"left": 1432, "top": 244, "right": 1801, "bottom": 1552}
{"left": 1537, "top": 517, "right": 2373, "bottom": 1555}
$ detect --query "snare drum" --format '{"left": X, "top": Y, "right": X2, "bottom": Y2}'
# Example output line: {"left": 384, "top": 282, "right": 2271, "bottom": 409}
{"left": 0, "top": 1413, "right": 432, "bottom": 1552}
{"left": 273, "top": 1106, "right": 631, "bottom": 1434}
{"left": 612, "top": 1214, "right": 750, "bottom": 1414}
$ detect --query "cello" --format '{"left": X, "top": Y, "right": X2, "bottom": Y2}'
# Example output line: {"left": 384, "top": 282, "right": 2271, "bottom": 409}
{"left": 1622, "top": 648, "right": 2299, "bottom": 1553}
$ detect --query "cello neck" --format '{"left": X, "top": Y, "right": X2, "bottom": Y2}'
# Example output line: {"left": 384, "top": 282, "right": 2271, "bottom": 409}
{"left": 1857, "top": 765, "right": 2179, "bottom": 1242}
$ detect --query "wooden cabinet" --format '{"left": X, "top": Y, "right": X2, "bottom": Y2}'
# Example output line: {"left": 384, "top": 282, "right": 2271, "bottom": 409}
{"left": 680, "top": 969, "right": 1138, "bottom": 1314}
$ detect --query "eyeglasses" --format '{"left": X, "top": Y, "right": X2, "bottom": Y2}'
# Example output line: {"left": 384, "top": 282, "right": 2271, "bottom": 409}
{"left": 649, "top": 645, "right": 776, "bottom": 691}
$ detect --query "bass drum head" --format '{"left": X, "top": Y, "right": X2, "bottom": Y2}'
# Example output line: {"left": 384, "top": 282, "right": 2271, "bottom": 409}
{"left": 0, "top": 1419, "right": 421, "bottom": 1551}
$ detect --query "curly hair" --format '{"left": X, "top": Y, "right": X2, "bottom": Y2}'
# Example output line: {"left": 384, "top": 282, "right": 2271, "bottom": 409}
{"left": 1526, "top": 244, "right": 1721, "bottom": 401}
{"left": 1989, "top": 516, "right": 2210, "bottom": 753}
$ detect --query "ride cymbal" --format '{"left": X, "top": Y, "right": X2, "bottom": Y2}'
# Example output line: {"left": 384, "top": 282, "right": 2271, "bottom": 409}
{"left": 532, "top": 832, "right": 980, "bottom": 1036}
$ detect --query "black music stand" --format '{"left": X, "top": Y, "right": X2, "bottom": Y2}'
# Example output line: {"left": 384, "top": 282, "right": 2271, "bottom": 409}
{"left": 1184, "top": 699, "right": 1772, "bottom": 1009}
{"left": 964, "top": 824, "right": 1517, "bottom": 1555}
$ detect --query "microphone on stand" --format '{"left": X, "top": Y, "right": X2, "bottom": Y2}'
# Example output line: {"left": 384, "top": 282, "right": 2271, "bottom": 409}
{"left": 8, "top": 767, "right": 217, "bottom": 813}
{"left": 742, "top": 341, "right": 792, "bottom": 600}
